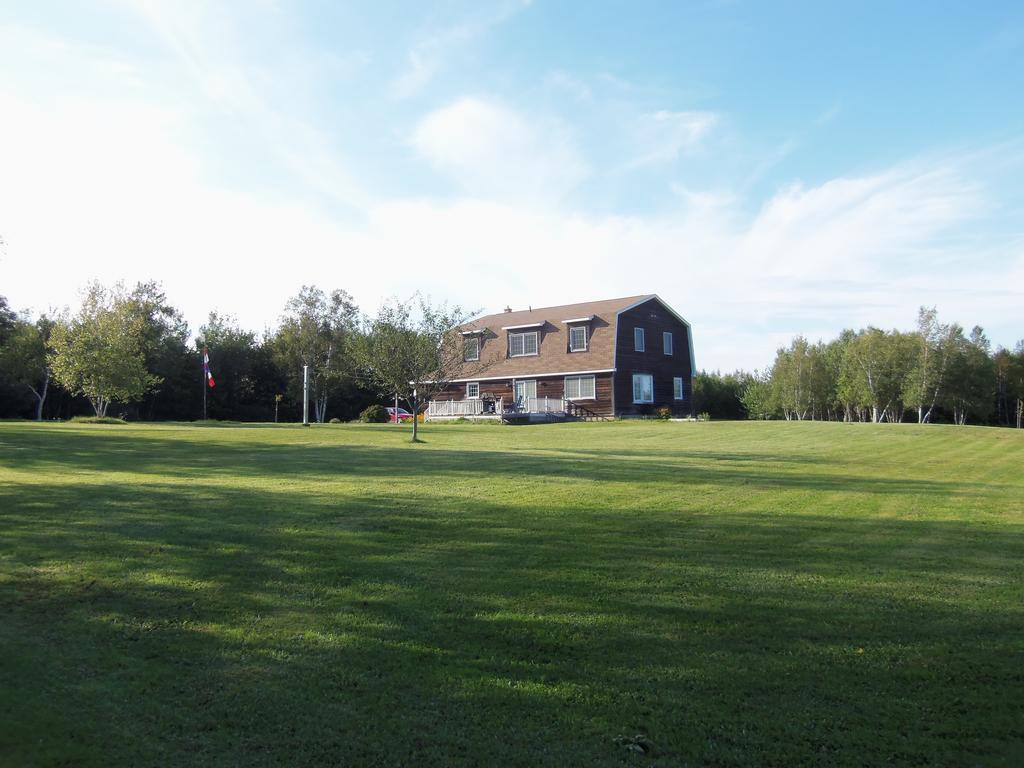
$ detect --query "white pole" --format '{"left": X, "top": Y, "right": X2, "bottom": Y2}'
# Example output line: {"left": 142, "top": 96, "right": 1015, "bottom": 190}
{"left": 302, "top": 365, "right": 310, "bottom": 426}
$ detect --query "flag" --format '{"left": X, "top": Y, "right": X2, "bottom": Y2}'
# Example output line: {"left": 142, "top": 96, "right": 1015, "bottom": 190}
{"left": 203, "top": 348, "right": 216, "bottom": 388}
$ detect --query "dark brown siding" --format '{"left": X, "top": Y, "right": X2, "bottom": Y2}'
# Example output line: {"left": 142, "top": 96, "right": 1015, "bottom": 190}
{"left": 613, "top": 298, "right": 693, "bottom": 417}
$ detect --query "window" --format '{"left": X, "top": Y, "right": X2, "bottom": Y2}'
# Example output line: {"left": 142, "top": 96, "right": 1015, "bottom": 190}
{"left": 674, "top": 377, "right": 684, "bottom": 400}
{"left": 509, "top": 331, "right": 539, "bottom": 357}
{"left": 569, "top": 325, "right": 588, "bottom": 352}
{"left": 564, "top": 375, "right": 596, "bottom": 400}
{"left": 464, "top": 336, "right": 480, "bottom": 361}
{"left": 632, "top": 374, "right": 653, "bottom": 403}
{"left": 663, "top": 332, "right": 673, "bottom": 356}
{"left": 634, "top": 327, "right": 645, "bottom": 352}
{"left": 466, "top": 382, "right": 480, "bottom": 399}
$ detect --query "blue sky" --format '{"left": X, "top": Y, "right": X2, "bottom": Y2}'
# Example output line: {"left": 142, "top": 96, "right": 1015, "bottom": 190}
{"left": 1, "top": 1, "right": 1022, "bottom": 369}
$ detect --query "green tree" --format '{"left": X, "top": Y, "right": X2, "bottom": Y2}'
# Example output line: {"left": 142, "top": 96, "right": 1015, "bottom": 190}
{"left": 0, "top": 294, "right": 16, "bottom": 340}
{"left": 769, "top": 336, "right": 827, "bottom": 420}
{"left": 198, "top": 313, "right": 284, "bottom": 422}
{"left": 0, "top": 315, "right": 53, "bottom": 420}
{"left": 692, "top": 370, "right": 750, "bottom": 420}
{"left": 49, "top": 283, "right": 159, "bottom": 417}
{"left": 741, "top": 370, "right": 777, "bottom": 420}
{"left": 358, "top": 295, "right": 476, "bottom": 442}
{"left": 124, "top": 281, "right": 196, "bottom": 420}
{"left": 994, "top": 342, "right": 1024, "bottom": 428}
{"left": 839, "top": 328, "right": 914, "bottom": 423}
{"left": 272, "top": 286, "right": 359, "bottom": 423}
{"left": 945, "top": 326, "right": 995, "bottom": 425}
{"left": 902, "top": 307, "right": 958, "bottom": 423}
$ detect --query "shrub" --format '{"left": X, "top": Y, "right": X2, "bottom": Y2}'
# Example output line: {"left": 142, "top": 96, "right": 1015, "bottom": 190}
{"left": 70, "top": 415, "right": 127, "bottom": 424}
{"left": 359, "top": 404, "right": 388, "bottom": 423}
{"left": 328, "top": 417, "right": 341, "bottom": 424}
{"left": 655, "top": 406, "right": 672, "bottom": 420}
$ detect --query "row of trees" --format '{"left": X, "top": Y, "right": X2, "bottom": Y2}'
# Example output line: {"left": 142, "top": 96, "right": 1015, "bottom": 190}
{"left": 693, "top": 307, "right": 1023, "bottom": 427}
{"left": 0, "top": 282, "right": 475, "bottom": 435}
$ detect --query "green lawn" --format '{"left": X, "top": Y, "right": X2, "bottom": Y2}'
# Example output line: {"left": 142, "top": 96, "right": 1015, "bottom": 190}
{"left": 1, "top": 420, "right": 1022, "bottom": 767}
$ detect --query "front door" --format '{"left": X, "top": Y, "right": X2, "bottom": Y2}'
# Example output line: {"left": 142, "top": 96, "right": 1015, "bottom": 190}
{"left": 513, "top": 380, "right": 536, "bottom": 408}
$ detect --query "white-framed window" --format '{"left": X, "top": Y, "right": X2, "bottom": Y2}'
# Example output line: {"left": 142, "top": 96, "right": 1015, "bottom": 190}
{"left": 569, "top": 325, "right": 588, "bottom": 352}
{"left": 509, "top": 331, "right": 539, "bottom": 357}
{"left": 674, "top": 377, "right": 684, "bottom": 400}
{"left": 564, "top": 374, "right": 596, "bottom": 400}
{"left": 634, "top": 327, "right": 645, "bottom": 352}
{"left": 466, "top": 382, "right": 480, "bottom": 399}
{"left": 632, "top": 374, "right": 654, "bottom": 403}
{"left": 464, "top": 336, "right": 480, "bottom": 361}
{"left": 664, "top": 332, "right": 673, "bottom": 356}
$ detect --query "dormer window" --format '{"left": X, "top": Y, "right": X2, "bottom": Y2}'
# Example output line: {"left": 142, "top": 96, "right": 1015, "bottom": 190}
{"left": 463, "top": 336, "right": 480, "bottom": 361}
{"left": 509, "top": 331, "right": 539, "bottom": 357}
{"left": 569, "top": 325, "right": 587, "bottom": 352}
{"left": 562, "top": 315, "right": 593, "bottom": 353}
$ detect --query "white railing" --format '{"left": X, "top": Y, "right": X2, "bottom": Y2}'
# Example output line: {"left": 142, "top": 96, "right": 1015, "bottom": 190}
{"left": 524, "top": 396, "right": 567, "bottom": 413}
{"left": 427, "top": 399, "right": 485, "bottom": 417}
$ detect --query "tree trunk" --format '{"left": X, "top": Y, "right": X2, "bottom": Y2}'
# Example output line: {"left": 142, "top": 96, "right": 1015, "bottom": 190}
{"left": 411, "top": 394, "right": 419, "bottom": 441}
{"left": 90, "top": 396, "right": 110, "bottom": 418}
{"left": 33, "top": 371, "right": 49, "bottom": 421}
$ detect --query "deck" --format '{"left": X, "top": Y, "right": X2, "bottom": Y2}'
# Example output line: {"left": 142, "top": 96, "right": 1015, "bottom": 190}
{"left": 426, "top": 397, "right": 608, "bottom": 423}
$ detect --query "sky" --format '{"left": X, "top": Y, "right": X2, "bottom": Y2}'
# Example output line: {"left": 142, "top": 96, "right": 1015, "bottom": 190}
{"left": 1, "top": 1, "right": 1022, "bottom": 371}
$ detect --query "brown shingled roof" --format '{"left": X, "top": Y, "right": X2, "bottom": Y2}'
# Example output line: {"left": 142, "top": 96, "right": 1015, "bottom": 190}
{"left": 453, "top": 295, "right": 653, "bottom": 380}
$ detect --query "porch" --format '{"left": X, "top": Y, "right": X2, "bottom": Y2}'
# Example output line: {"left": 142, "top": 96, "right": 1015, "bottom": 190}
{"left": 426, "top": 396, "right": 608, "bottom": 422}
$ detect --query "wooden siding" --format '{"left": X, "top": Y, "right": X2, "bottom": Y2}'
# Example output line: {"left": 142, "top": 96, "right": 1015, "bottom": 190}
{"left": 613, "top": 297, "right": 694, "bottom": 416}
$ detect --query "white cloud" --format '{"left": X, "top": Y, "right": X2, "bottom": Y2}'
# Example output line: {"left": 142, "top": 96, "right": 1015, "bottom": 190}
{"left": 390, "top": 2, "right": 532, "bottom": 98}
{"left": 628, "top": 110, "right": 718, "bottom": 168}
{"left": 410, "top": 97, "right": 590, "bottom": 203}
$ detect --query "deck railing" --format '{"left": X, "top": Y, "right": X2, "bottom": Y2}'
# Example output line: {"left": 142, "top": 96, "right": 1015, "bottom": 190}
{"left": 427, "top": 399, "right": 485, "bottom": 417}
{"left": 523, "top": 396, "right": 567, "bottom": 413}
{"left": 427, "top": 396, "right": 574, "bottom": 418}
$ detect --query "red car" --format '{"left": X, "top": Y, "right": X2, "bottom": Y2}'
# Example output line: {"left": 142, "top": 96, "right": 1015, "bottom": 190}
{"left": 386, "top": 407, "right": 414, "bottom": 423}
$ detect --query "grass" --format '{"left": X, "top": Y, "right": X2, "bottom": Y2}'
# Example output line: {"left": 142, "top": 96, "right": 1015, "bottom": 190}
{"left": 0, "top": 419, "right": 1022, "bottom": 767}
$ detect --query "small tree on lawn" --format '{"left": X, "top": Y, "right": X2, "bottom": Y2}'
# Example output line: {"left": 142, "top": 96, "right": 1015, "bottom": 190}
{"left": 49, "top": 283, "right": 159, "bottom": 417}
{"left": 358, "top": 295, "right": 478, "bottom": 442}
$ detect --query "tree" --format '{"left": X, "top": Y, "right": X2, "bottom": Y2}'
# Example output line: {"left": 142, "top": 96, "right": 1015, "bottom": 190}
{"left": 994, "top": 342, "right": 1024, "bottom": 428}
{"left": 769, "top": 337, "right": 824, "bottom": 420}
{"left": 902, "top": 307, "right": 957, "bottom": 423}
{"left": 692, "top": 370, "right": 750, "bottom": 419}
{"left": 944, "top": 326, "right": 995, "bottom": 425}
{"left": 358, "top": 295, "right": 478, "bottom": 442}
{"left": 839, "top": 328, "right": 914, "bottom": 423}
{"left": 198, "top": 313, "right": 284, "bottom": 422}
{"left": 0, "top": 294, "right": 16, "bottom": 340}
{"left": 49, "top": 283, "right": 159, "bottom": 417}
{"left": 272, "top": 286, "right": 359, "bottom": 423}
{"left": 741, "top": 371, "right": 777, "bottom": 420}
{"left": 0, "top": 315, "right": 53, "bottom": 420}
{"left": 123, "top": 281, "right": 196, "bottom": 420}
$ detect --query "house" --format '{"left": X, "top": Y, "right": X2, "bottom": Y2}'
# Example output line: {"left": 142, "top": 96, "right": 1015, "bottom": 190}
{"left": 427, "top": 294, "right": 695, "bottom": 420}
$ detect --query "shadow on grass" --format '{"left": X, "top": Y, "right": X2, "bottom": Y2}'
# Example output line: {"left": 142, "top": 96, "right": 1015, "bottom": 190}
{"left": 2, "top": 465, "right": 1023, "bottom": 766}
{"left": 0, "top": 428, "right": 1013, "bottom": 500}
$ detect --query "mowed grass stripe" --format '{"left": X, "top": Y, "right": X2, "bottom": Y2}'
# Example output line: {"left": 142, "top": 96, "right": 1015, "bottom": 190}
{"left": 1, "top": 420, "right": 1022, "bottom": 766}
